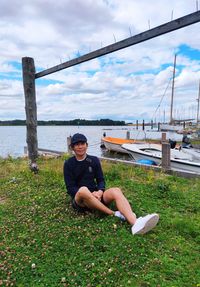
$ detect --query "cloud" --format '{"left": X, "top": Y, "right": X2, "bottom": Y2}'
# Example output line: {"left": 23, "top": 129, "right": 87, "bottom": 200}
{"left": 0, "top": 0, "right": 199, "bottom": 122}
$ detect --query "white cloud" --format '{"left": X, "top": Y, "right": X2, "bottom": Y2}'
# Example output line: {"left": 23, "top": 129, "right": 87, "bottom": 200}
{"left": 0, "top": 0, "right": 199, "bottom": 122}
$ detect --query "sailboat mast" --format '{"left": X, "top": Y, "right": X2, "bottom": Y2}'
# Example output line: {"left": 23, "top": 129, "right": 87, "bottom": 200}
{"left": 197, "top": 79, "right": 200, "bottom": 126}
{"left": 170, "top": 54, "right": 177, "bottom": 124}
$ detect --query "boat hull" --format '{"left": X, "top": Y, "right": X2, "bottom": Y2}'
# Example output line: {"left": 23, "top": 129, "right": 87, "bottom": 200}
{"left": 102, "top": 137, "right": 138, "bottom": 154}
{"left": 160, "top": 124, "right": 183, "bottom": 132}
{"left": 122, "top": 143, "right": 200, "bottom": 174}
{"left": 104, "top": 141, "right": 129, "bottom": 153}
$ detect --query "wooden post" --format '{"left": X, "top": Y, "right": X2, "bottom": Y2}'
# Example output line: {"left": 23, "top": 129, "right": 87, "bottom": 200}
{"left": 126, "top": 131, "right": 130, "bottom": 139}
{"left": 22, "top": 57, "right": 38, "bottom": 165}
{"left": 67, "top": 136, "right": 72, "bottom": 154}
{"left": 162, "top": 142, "right": 171, "bottom": 170}
{"left": 151, "top": 120, "right": 153, "bottom": 129}
{"left": 161, "top": 132, "right": 170, "bottom": 170}
{"left": 161, "top": 132, "right": 166, "bottom": 141}
{"left": 142, "top": 120, "right": 145, "bottom": 130}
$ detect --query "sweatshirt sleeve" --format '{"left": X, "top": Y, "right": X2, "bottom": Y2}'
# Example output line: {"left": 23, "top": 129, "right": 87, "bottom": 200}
{"left": 63, "top": 160, "right": 79, "bottom": 198}
{"left": 95, "top": 157, "right": 105, "bottom": 191}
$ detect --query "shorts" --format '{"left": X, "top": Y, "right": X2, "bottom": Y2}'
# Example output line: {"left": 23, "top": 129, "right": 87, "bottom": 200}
{"left": 71, "top": 198, "right": 91, "bottom": 213}
{"left": 71, "top": 191, "right": 106, "bottom": 213}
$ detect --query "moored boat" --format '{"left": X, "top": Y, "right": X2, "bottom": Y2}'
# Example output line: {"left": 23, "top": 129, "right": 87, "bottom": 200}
{"left": 160, "top": 124, "right": 183, "bottom": 132}
{"left": 101, "top": 136, "right": 143, "bottom": 153}
{"left": 122, "top": 143, "right": 200, "bottom": 174}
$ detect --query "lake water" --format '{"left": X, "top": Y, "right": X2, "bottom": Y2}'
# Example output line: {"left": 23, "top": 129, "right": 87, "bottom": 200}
{"left": 0, "top": 125, "right": 184, "bottom": 159}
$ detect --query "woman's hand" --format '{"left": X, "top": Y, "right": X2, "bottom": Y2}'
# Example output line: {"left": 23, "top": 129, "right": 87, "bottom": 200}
{"left": 92, "top": 190, "right": 103, "bottom": 201}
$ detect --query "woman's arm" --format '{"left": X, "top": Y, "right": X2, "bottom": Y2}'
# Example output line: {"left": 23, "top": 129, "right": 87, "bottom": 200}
{"left": 63, "top": 160, "right": 79, "bottom": 198}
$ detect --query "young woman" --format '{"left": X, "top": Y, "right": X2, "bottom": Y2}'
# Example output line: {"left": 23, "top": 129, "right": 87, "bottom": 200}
{"left": 63, "top": 133, "right": 159, "bottom": 235}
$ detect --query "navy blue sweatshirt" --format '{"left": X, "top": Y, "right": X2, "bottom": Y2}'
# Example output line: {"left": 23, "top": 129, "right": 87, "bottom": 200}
{"left": 63, "top": 155, "right": 105, "bottom": 198}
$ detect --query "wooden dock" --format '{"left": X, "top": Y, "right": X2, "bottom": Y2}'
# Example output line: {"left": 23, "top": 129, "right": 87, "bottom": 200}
{"left": 24, "top": 147, "right": 64, "bottom": 157}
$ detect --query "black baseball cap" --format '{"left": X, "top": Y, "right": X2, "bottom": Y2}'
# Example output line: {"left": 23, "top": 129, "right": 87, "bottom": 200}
{"left": 71, "top": 133, "right": 87, "bottom": 146}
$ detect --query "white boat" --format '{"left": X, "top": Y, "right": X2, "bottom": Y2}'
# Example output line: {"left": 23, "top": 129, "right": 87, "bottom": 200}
{"left": 101, "top": 136, "right": 144, "bottom": 154}
{"left": 122, "top": 143, "right": 200, "bottom": 174}
{"left": 180, "top": 135, "right": 200, "bottom": 160}
{"left": 160, "top": 123, "right": 183, "bottom": 132}
{"left": 181, "top": 145, "right": 200, "bottom": 160}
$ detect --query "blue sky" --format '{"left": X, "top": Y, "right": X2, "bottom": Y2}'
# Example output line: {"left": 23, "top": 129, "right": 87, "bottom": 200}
{"left": 0, "top": 0, "right": 200, "bottom": 123}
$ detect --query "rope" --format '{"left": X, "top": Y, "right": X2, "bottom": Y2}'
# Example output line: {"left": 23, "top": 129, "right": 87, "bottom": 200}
{"left": 89, "top": 142, "right": 102, "bottom": 147}
{"left": 152, "top": 77, "right": 172, "bottom": 120}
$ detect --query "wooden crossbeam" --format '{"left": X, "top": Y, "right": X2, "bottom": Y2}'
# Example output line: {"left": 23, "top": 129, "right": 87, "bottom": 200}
{"left": 35, "top": 11, "right": 200, "bottom": 79}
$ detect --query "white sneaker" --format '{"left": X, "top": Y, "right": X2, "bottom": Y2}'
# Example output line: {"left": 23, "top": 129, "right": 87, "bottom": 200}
{"left": 114, "top": 211, "right": 126, "bottom": 221}
{"left": 131, "top": 213, "right": 159, "bottom": 235}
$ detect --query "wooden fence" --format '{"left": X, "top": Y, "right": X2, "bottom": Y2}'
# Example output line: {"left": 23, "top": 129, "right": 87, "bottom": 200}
{"left": 22, "top": 11, "right": 200, "bottom": 169}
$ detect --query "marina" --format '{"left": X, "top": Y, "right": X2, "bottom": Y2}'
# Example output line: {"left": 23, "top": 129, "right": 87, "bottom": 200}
{"left": 1, "top": 3, "right": 200, "bottom": 287}
{"left": 0, "top": 125, "right": 189, "bottom": 159}
{"left": 1, "top": 125, "right": 200, "bottom": 177}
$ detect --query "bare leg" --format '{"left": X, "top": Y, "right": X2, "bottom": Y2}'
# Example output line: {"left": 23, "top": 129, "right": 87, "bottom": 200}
{"left": 103, "top": 187, "right": 136, "bottom": 225}
{"left": 75, "top": 187, "right": 114, "bottom": 215}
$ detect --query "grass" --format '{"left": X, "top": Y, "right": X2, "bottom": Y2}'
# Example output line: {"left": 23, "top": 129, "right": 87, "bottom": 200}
{"left": 0, "top": 155, "right": 200, "bottom": 287}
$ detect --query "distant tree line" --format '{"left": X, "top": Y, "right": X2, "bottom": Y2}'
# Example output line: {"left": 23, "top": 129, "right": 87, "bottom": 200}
{"left": 0, "top": 119, "right": 126, "bottom": 126}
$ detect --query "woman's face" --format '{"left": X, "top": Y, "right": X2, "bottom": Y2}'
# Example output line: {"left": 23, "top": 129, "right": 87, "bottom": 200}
{"left": 72, "top": 142, "right": 88, "bottom": 158}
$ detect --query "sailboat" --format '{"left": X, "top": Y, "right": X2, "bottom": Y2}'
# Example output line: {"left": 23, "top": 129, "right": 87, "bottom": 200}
{"left": 160, "top": 54, "right": 183, "bottom": 132}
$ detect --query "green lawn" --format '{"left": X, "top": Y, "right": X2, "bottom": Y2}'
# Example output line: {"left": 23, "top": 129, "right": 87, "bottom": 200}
{"left": 0, "top": 156, "right": 200, "bottom": 287}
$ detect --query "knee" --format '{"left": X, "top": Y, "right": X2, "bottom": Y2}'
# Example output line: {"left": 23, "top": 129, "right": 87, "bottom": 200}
{"left": 76, "top": 186, "right": 91, "bottom": 199}
{"left": 108, "top": 187, "right": 123, "bottom": 198}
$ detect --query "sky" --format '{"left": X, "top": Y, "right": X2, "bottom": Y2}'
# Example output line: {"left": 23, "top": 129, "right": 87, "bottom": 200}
{"left": 0, "top": 0, "right": 200, "bottom": 123}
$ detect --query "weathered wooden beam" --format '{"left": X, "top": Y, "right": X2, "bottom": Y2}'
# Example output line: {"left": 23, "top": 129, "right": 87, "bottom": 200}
{"left": 161, "top": 142, "right": 171, "bottom": 170}
{"left": 22, "top": 57, "right": 38, "bottom": 164}
{"left": 35, "top": 11, "right": 200, "bottom": 79}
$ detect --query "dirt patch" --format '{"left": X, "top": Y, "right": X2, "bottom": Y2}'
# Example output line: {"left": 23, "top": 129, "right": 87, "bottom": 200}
{"left": 0, "top": 197, "right": 7, "bottom": 204}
